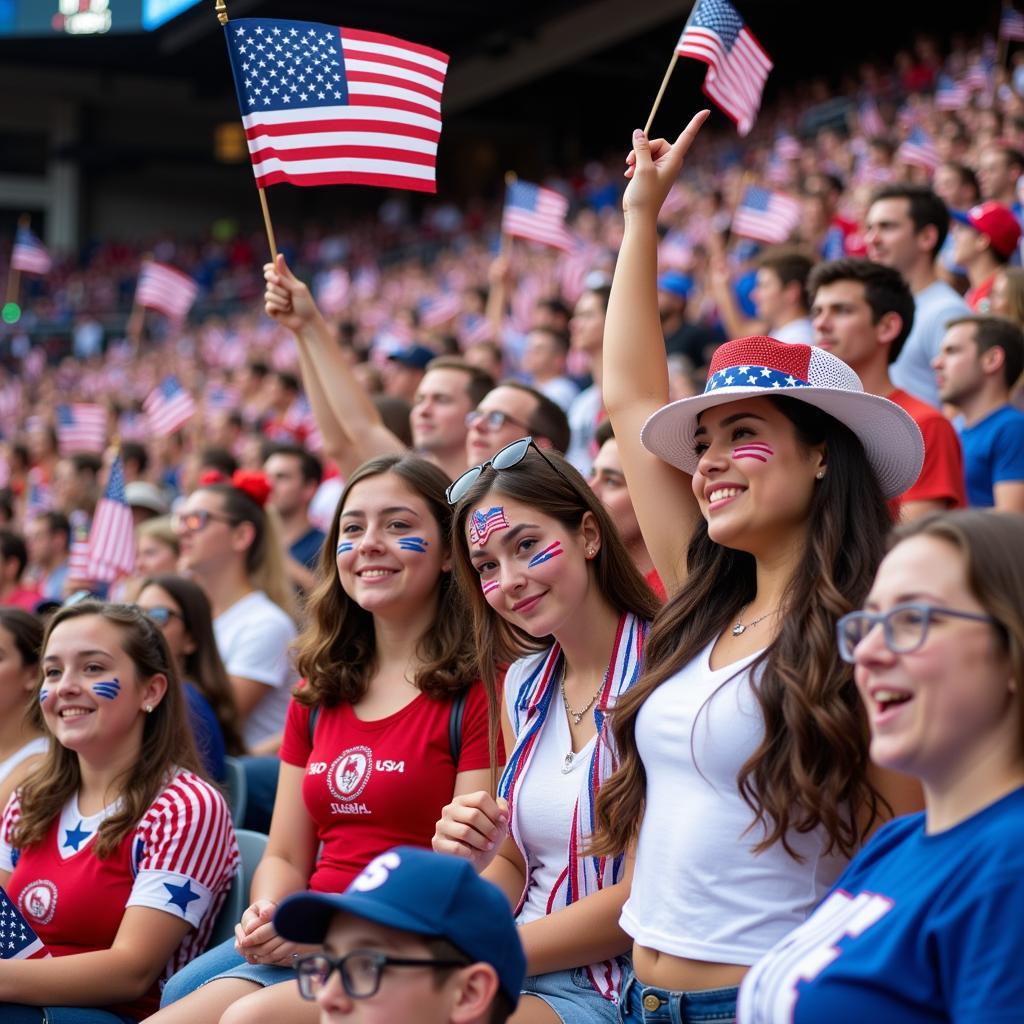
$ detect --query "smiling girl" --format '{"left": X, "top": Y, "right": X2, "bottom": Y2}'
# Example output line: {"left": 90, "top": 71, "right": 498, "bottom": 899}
{"left": 0, "top": 602, "right": 237, "bottom": 1023}
{"left": 434, "top": 438, "right": 659, "bottom": 1024}
{"left": 151, "top": 454, "right": 492, "bottom": 1024}
{"left": 589, "top": 116, "right": 926, "bottom": 1023}
{"left": 738, "top": 511, "right": 1024, "bottom": 1021}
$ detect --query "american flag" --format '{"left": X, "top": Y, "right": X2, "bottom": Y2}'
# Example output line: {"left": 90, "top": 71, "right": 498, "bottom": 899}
{"left": 204, "top": 382, "right": 242, "bottom": 411}
{"left": 935, "top": 74, "right": 968, "bottom": 110}
{"left": 460, "top": 312, "right": 493, "bottom": 346}
{"left": 144, "top": 376, "right": 197, "bottom": 436}
{"left": 501, "top": 181, "right": 574, "bottom": 251}
{"left": 675, "top": 0, "right": 773, "bottom": 137}
{"left": 223, "top": 18, "right": 448, "bottom": 193}
{"left": 136, "top": 262, "right": 199, "bottom": 322}
{"left": 773, "top": 132, "right": 801, "bottom": 160}
{"left": 897, "top": 127, "right": 940, "bottom": 171}
{"left": 858, "top": 99, "right": 886, "bottom": 138}
{"left": 1000, "top": 5, "right": 1024, "bottom": 41}
{"left": 10, "top": 226, "right": 52, "bottom": 275}
{"left": 731, "top": 186, "right": 801, "bottom": 244}
{"left": 1, "top": 885, "right": 50, "bottom": 960}
{"left": 56, "top": 404, "right": 108, "bottom": 455}
{"left": 419, "top": 292, "right": 461, "bottom": 328}
{"left": 963, "top": 58, "right": 992, "bottom": 92}
{"left": 84, "top": 457, "right": 135, "bottom": 583}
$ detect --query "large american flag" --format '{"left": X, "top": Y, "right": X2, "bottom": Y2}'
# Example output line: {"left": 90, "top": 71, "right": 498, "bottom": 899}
{"left": 502, "top": 181, "right": 573, "bottom": 251}
{"left": 10, "top": 226, "right": 52, "bottom": 275}
{"left": 675, "top": 0, "right": 773, "bottom": 137}
{"left": 731, "top": 186, "right": 801, "bottom": 244}
{"left": 223, "top": 18, "right": 448, "bottom": 193}
{"left": 84, "top": 456, "right": 135, "bottom": 583}
{"left": 1, "top": 885, "right": 50, "bottom": 960}
{"left": 136, "top": 262, "right": 199, "bottom": 322}
{"left": 1000, "top": 5, "right": 1024, "bottom": 41}
{"left": 144, "top": 376, "right": 197, "bottom": 437}
{"left": 56, "top": 404, "right": 108, "bottom": 455}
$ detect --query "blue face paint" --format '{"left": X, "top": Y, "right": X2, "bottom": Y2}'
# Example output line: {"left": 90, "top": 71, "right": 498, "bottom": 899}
{"left": 398, "top": 537, "right": 429, "bottom": 553}
{"left": 337, "top": 541, "right": 354, "bottom": 554}
{"left": 39, "top": 689, "right": 49, "bottom": 704}
{"left": 92, "top": 678, "right": 121, "bottom": 701}
{"left": 527, "top": 541, "right": 564, "bottom": 568}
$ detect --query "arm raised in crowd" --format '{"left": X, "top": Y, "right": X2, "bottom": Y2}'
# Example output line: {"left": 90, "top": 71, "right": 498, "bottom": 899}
{"left": 603, "top": 114, "right": 708, "bottom": 594}
{"left": 263, "top": 255, "right": 408, "bottom": 475}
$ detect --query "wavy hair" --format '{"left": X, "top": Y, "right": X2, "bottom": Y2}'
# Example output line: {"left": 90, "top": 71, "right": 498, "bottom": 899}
{"left": 450, "top": 447, "right": 661, "bottom": 780}
{"left": 139, "top": 574, "right": 245, "bottom": 757}
{"left": 0, "top": 608, "right": 44, "bottom": 733}
{"left": 15, "top": 602, "right": 203, "bottom": 859}
{"left": 592, "top": 396, "right": 892, "bottom": 861}
{"left": 293, "top": 454, "right": 477, "bottom": 709}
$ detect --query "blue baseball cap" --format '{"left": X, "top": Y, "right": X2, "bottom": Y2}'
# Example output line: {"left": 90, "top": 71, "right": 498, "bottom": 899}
{"left": 657, "top": 270, "right": 693, "bottom": 300}
{"left": 387, "top": 345, "right": 436, "bottom": 370}
{"left": 274, "top": 847, "right": 526, "bottom": 1004}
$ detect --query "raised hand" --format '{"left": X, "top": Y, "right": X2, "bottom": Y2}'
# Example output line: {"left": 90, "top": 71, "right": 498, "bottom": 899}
{"left": 622, "top": 111, "right": 710, "bottom": 220}
{"left": 263, "top": 253, "right": 325, "bottom": 335}
{"left": 432, "top": 790, "right": 510, "bottom": 873}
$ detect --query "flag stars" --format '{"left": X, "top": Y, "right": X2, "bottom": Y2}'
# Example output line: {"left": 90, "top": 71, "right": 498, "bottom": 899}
{"left": 272, "top": 26, "right": 281, "bottom": 34}
{"left": 318, "top": 91, "right": 325, "bottom": 99}
{"left": 785, "top": 375, "right": 797, "bottom": 385}
{"left": 254, "top": 25, "right": 263, "bottom": 33}
{"left": 760, "top": 367, "right": 771, "bottom": 377}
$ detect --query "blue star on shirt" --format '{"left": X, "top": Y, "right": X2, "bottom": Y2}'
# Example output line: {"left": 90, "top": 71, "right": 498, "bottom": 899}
{"left": 63, "top": 820, "right": 91, "bottom": 851}
{"left": 164, "top": 879, "right": 201, "bottom": 914}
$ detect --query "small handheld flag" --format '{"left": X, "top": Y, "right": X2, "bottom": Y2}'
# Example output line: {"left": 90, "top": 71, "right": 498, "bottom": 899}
{"left": 11, "top": 226, "right": 52, "bottom": 276}
{"left": 144, "top": 377, "right": 197, "bottom": 437}
{"left": 84, "top": 456, "right": 135, "bottom": 583}
{"left": 136, "top": 262, "right": 199, "bottom": 322}
{"left": 1, "top": 885, "right": 51, "bottom": 960}
{"left": 501, "top": 181, "right": 573, "bottom": 251}
{"left": 56, "top": 404, "right": 108, "bottom": 456}
{"left": 731, "top": 187, "right": 801, "bottom": 245}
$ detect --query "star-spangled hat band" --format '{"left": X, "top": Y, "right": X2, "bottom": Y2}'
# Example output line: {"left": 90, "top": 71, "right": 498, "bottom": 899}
{"left": 641, "top": 335, "right": 924, "bottom": 500}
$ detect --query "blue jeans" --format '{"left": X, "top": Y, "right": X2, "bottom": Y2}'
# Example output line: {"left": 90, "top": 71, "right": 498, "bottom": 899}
{"left": 0, "top": 1007, "right": 134, "bottom": 1024}
{"left": 159, "top": 937, "right": 292, "bottom": 1007}
{"left": 618, "top": 967, "right": 738, "bottom": 1024}
{"left": 240, "top": 755, "right": 279, "bottom": 833}
{"left": 522, "top": 961, "right": 627, "bottom": 1023}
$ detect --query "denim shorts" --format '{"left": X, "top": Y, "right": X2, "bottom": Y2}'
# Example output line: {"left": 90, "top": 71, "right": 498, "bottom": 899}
{"left": 618, "top": 967, "right": 738, "bottom": 1024}
{"left": 159, "top": 936, "right": 293, "bottom": 1007}
{"left": 0, "top": 1007, "right": 134, "bottom": 1024}
{"left": 521, "top": 961, "right": 627, "bottom": 1024}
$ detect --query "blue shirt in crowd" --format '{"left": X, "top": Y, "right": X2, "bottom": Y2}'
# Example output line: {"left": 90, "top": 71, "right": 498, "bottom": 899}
{"left": 184, "top": 681, "right": 226, "bottom": 784}
{"left": 289, "top": 526, "right": 326, "bottom": 571}
{"left": 957, "top": 404, "right": 1024, "bottom": 507}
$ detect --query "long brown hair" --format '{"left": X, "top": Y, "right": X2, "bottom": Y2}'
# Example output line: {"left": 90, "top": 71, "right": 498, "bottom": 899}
{"left": 15, "top": 602, "right": 203, "bottom": 859}
{"left": 450, "top": 447, "right": 661, "bottom": 779}
{"left": 0, "top": 607, "right": 45, "bottom": 733}
{"left": 293, "top": 454, "right": 477, "bottom": 708}
{"left": 593, "top": 397, "right": 892, "bottom": 861}
{"left": 140, "top": 574, "right": 245, "bottom": 757}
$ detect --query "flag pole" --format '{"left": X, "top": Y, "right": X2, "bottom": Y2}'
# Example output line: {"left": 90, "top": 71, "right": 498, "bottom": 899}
{"left": 500, "top": 171, "right": 517, "bottom": 257}
{"left": 4, "top": 213, "right": 28, "bottom": 308}
{"left": 214, "top": 0, "right": 279, "bottom": 260}
{"left": 644, "top": 53, "right": 679, "bottom": 136}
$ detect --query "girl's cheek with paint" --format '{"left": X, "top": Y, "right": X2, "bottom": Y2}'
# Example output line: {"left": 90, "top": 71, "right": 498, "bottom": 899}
{"left": 731, "top": 443, "right": 775, "bottom": 464}
{"left": 397, "top": 536, "right": 429, "bottom": 554}
{"left": 481, "top": 578, "right": 502, "bottom": 609}
{"left": 527, "top": 541, "right": 564, "bottom": 569}
{"left": 91, "top": 678, "right": 122, "bottom": 701}
{"left": 39, "top": 688, "right": 50, "bottom": 705}
{"left": 336, "top": 541, "right": 354, "bottom": 555}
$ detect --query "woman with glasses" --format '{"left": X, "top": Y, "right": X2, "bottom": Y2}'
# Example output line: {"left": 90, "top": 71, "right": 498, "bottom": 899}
{"left": 0, "top": 601, "right": 237, "bottom": 1023}
{"left": 136, "top": 575, "right": 244, "bottom": 784}
{"left": 587, "top": 118, "right": 926, "bottom": 1023}
{"left": 433, "top": 437, "right": 659, "bottom": 1023}
{"left": 739, "top": 511, "right": 1024, "bottom": 1021}
{"left": 173, "top": 471, "right": 297, "bottom": 755}
{"left": 149, "top": 454, "right": 492, "bottom": 1024}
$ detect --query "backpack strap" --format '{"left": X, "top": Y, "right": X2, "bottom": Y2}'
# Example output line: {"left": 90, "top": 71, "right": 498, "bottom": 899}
{"left": 308, "top": 704, "right": 321, "bottom": 748}
{"left": 448, "top": 688, "right": 468, "bottom": 767}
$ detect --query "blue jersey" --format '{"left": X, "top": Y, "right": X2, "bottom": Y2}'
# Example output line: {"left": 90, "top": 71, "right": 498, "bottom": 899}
{"left": 737, "top": 787, "right": 1024, "bottom": 1023}
{"left": 957, "top": 404, "right": 1024, "bottom": 507}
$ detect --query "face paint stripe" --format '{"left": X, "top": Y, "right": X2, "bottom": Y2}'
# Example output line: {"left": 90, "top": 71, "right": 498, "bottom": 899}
{"left": 39, "top": 689, "right": 49, "bottom": 704}
{"left": 482, "top": 580, "right": 500, "bottom": 594}
{"left": 732, "top": 443, "right": 773, "bottom": 462}
{"left": 337, "top": 541, "right": 354, "bottom": 554}
{"left": 92, "top": 678, "right": 122, "bottom": 700}
{"left": 397, "top": 537, "right": 429, "bottom": 552}
{"left": 469, "top": 507, "right": 510, "bottom": 546}
{"left": 527, "top": 541, "right": 564, "bottom": 568}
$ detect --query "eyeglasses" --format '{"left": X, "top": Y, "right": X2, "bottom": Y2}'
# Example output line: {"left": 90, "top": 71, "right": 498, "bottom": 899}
{"left": 836, "top": 602, "right": 999, "bottom": 664}
{"left": 293, "top": 949, "right": 468, "bottom": 1001}
{"left": 465, "top": 408, "right": 533, "bottom": 434}
{"left": 446, "top": 436, "right": 571, "bottom": 505}
{"left": 170, "top": 510, "right": 238, "bottom": 534}
{"left": 142, "top": 606, "right": 184, "bottom": 628}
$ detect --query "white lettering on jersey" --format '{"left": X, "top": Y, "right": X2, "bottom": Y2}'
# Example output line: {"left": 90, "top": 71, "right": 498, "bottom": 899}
{"left": 351, "top": 850, "right": 402, "bottom": 892}
{"left": 329, "top": 802, "right": 372, "bottom": 815}
{"left": 374, "top": 760, "right": 405, "bottom": 773}
{"left": 307, "top": 762, "right": 328, "bottom": 775}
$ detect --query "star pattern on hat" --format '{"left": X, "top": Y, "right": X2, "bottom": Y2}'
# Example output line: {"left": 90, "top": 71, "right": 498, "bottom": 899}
{"left": 706, "top": 366, "right": 810, "bottom": 393}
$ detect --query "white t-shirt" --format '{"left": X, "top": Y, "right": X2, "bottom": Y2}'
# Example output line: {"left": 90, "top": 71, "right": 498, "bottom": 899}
{"left": 538, "top": 375, "right": 581, "bottom": 414}
{"left": 621, "top": 639, "right": 847, "bottom": 964}
{"left": 213, "top": 590, "right": 297, "bottom": 748}
{"left": 772, "top": 318, "right": 815, "bottom": 345}
{"left": 0, "top": 737, "right": 48, "bottom": 786}
{"left": 566, "top": 383, "right": 603, "bottom": 475}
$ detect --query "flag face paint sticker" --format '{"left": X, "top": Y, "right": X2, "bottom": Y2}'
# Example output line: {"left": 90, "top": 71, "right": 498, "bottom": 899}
{"left": 482, "top": 580, "right": 500, "bottom": 595}
{"left": 397, "top": 537, "right": 429, "bottom": 553}
{"left": 469, "top": 507, "right": 510, "bottom": 545}
{"left": 527, "top": 541, "right": 564, "bottom": 568}
{"left": 732, "top": 443, "right": 774, "bottom": 463}
{"left": 91, "top": 678, "right": 121, "bottom": 701}
{"left": 337, "top": 541, "right": 354, "bottom": 554}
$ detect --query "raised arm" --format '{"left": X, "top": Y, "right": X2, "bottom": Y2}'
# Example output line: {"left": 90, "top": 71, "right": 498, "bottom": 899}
{"left": 603, "top": 115, "right": 708, "bottom": 593}
{"left": 264, "top": 256, "right": 407, "bottom": 475}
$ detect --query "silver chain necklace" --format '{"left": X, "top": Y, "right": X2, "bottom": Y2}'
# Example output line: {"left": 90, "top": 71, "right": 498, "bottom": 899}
{"left": 732, "top": 606, "right": 774, "bottom": 636}
{"left": 561, "top": 673, "right": 605, "bottom": 726}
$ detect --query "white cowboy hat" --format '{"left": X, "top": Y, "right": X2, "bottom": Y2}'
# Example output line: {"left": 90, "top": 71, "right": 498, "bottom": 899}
{"left": 641, "top": 335, "right": 924, "bottom": 500}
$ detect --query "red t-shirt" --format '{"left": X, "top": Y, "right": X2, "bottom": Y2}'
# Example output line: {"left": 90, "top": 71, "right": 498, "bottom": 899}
{"left": 279, "top": 682, "right": 492, "bottom": 894}
{"left": 644, "top": 567, "right": 667, "bottom": 603}
{"left": 966, "top": 273, "right": 997, "bottom": 313}
{"left": 888, "top": 388, "right": 967, "bottom": 520}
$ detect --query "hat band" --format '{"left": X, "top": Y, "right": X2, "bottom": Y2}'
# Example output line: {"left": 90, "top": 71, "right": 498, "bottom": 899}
{"left": 705, "top": 365, "right": 812, "bottom": 393}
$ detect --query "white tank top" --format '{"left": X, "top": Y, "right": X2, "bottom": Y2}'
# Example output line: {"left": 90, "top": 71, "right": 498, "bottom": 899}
{"left": 620, "top": 640, "right": 847, "bottom": 964}
{"left": 0, "top": 737, "right": 48, "bottom": 787}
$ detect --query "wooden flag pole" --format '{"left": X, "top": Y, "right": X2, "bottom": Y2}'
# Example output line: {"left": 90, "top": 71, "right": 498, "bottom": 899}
{"left": 645, "top": 52, "right": 679, "bottom": 136}
{"left": 4, "top": 213, "right": 29, "bottom": 307}
{"left": 214, "top": 0, "right": 279, "bottom": 260}
{"left": 500, "top": 171, "right": 517, "bottom": 257}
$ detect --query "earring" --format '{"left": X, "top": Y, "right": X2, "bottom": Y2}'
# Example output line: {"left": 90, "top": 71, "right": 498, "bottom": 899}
{"left": 586, "top": 547, "right": 596, "bottom": 557}
{"left": 145, "top": 704, "right": 154, "bottom": 714}
{"left": 816, "top": 471, "right": 825, "bottom": 480}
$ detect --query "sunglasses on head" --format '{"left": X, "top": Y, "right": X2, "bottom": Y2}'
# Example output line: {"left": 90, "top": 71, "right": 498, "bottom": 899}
{"left": 446, "top": 436, "right": 571, "bottom": 505}
{"left": 142, "top": 606, "right": 184, "bottom": 628}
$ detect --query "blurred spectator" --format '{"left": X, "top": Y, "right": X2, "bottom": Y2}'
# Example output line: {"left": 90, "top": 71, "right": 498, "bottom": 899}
{"left": 125, "top": 480, "right": 171, "bottom": 526}
{"left": 465, "top": 382, "right": 570, "bottom": 464}
{"left": 263, "top": 443, "right": 325, "bottom": 591}
{"left": 52, "top": 452, "right": 102, "bottom": 517}
{"left": 991, "top": 266, "right": 1024, "bottom": 325}
{"left": 24, "top": 510, "right": 70, "bottom": 601}
{"left": 135, "top": 516, "right": 181, "bottom": 577}
{"left": 753, "top": 248, "right": 816, "bottom": 343}
{"left": 566, "top": 285, "right": 610, "bottom": 474}
{"left": 520, "top": 326, "right": 579, "bottom": 413}
{"left": 0, "top": 529, "right": 41, "bottom": 611}
{"left": 976, "top": 143, "right": 1024, "bottom": 218}
{"left": 658, "top": 270, "right": 721, "bottom": 364}
{"left": 463, "top": 340, "right": 505, "bottom": 381}
{"left": 950, "top": 202, "right": 1022, "bottom": 312}
{"left": 867, "top": 184, "right": 970, "bottom": 406}
{"left": 383, "top": 345, "right": 436, "bottom": 403}
{"left": 0, "top": 607, "right": 46, "bottom": 815}
{"left": 934, "top": 315, "right": 1024, "bottom": 510}
{"left": 120, "top": 440, "right": 149, "bottom": 484}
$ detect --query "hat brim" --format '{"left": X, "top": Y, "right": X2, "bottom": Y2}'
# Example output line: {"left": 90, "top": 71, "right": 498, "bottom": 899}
{"left": 641, "top": 386, "right": 924, "bottom": 500}
{"left": 950, "top": 209, "right": 975, "bottom": 230}
{"left": 274, "top": 890, "right": 444, "bottom": 946}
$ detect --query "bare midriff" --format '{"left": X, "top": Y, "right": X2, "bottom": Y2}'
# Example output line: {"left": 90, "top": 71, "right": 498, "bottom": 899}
{"left": 632, "top": 944, "right": 750, "bottom": 991}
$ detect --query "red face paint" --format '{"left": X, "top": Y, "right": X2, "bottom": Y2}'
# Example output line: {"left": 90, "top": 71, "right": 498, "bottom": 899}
{"left": 731, "top": 443, "right": 774, "bottom": 463}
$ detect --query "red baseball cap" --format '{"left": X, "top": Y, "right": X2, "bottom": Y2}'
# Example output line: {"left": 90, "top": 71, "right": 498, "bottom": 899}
{"left": 951, "top": 201, "right": 1022, "bottom": 259}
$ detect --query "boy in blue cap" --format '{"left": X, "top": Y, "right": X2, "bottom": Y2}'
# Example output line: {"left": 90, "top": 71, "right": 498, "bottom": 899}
{"left": 274, "top": 846, "right": 525, "bottom": 1024}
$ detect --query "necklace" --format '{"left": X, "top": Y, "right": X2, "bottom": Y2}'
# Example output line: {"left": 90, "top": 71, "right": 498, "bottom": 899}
{"left": 732, "top": 606, "right": 774, "bottom": 636}
{"left": 561, "top": 673, "right": 605, "bottom": 727}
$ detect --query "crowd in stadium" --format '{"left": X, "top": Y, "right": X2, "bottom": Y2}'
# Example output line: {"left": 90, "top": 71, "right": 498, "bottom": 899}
{"left": 2, "top": 14, "right": 1024, "bottom": 1024}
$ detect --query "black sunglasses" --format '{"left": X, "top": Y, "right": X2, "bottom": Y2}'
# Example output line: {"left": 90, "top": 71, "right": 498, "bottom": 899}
{"left": 446, "top": 436, "right": 571, "bottom": 505}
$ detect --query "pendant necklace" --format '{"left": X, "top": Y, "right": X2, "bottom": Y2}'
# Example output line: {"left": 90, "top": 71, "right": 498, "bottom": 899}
{"left": 732, "top": 606, "right": 774, "bottom": 636}
{"left": 561, "top": 668, "right": 605, "bottom": 774}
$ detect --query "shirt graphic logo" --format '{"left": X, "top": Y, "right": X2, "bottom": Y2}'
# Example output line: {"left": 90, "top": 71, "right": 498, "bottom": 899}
{"left": 327, "top": 746, "right": 373, "bottom": 802}
{"left": 19, "top": 879, "right": 58, "bottom": 925}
